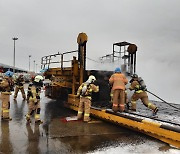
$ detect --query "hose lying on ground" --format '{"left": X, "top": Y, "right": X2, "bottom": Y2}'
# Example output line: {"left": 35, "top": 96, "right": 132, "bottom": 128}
{"left": 147, "top": 90, "right": 180, "bottom": 110}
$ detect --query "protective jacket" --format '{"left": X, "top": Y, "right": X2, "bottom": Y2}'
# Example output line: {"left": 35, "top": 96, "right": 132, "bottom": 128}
{"left": 109, "top": 73, "right": 128, "bottom": 90}
{"left": 0, "top": 77, "right": 12, "bottom": 119}
{"left": 77, "top": 83, "right": 99, "bottom": 100}
{"left": 129, "top": 80, "right": 144, "bottom": 93}
{"left": 0, "top": 78, "right": 11, "bottom": 94}
{"left": 15, "top": 76, "right": 24, "bottom": 87}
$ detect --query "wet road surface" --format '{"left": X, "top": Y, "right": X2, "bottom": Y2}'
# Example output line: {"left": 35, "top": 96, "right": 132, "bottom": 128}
{"left": 0, "top": 85, "right": 179, "bottom": 154}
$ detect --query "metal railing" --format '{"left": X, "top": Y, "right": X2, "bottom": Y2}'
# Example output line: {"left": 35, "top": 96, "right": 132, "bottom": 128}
{"left": 41, "top": 50, "right": 78, "bottom": 69}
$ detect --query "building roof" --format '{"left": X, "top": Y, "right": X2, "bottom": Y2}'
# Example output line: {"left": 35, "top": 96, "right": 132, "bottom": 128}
{"left": 0, "top": 62, "right": 27, "bottom": 73}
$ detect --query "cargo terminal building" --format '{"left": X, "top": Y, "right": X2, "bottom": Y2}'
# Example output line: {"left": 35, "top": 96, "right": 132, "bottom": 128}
{"left": 0, "top": 63, "right": 27, "bottom": 73}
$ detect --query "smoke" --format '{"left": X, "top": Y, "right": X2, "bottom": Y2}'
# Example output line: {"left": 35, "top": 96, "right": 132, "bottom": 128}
{"left": 86, "top": 57, "right": 180, "bottom": 105}
{"left": 137, "top": 59, "right": 180, "bottom": 104}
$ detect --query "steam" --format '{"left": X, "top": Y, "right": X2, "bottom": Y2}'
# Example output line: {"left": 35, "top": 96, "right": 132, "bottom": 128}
{"left": 86, "top": 58, "right": 180, "bottom": 105}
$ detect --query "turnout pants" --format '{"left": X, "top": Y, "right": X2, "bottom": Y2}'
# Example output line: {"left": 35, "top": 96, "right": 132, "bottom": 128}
{"left": 14, "top": 86, "right": 26, "bottom": 100}
{"left": 26, "top": 98, "right": 41, "bottom": 122}
{"left": 131, "top": 91, "right": 157, "bottom": 111}
{"left": 77, "top": 97, "right": 91, "bottom": 122}
{"left": 112, "top": 89, "right": 125, "bottom": 112}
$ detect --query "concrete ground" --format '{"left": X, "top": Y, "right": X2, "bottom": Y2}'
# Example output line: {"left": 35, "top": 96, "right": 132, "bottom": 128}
{"left": 0, "top": 85, "right": 179, "bottom": 154}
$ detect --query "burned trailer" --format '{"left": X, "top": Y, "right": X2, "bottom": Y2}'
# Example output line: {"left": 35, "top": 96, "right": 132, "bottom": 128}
{"left": 42, "top": 33, "right": 113, "bottom": 104}
{"left": 42, "top": 32, "right": 137, "bottom": 103}
{"left": 42, "top": 58, "right": 113, "bottom": 105}
{"left": 41, "top": 33, "right": 180, "bottom": 149}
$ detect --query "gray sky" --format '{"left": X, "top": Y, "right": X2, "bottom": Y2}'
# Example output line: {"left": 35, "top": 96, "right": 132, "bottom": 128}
{"left": 1, "top": 0, "right": 180, "bottom": 104}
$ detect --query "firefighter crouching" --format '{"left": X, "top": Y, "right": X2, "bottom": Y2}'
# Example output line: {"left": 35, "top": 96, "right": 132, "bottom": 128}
{"left": 0, "top": 71, "right": 14, "bottom": 121}
{"left": 129, "top": 74, "right": 158, "bottom": 116}
{"left": 25, "top": 75, "right": 44, "bottom": 124}
{"left": 14, "top": 74, "right": 26, "bottom": 100}
{"left": 109, "top": 67, "right": 128, "bottom": 112}
{"left": 76, "top": 75, "right": 99, "bottom": 122}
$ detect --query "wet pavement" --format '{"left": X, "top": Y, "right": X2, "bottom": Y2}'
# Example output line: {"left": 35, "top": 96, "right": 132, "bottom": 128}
{"left": 0, "top": 84, "right": 180, "bottom": 154}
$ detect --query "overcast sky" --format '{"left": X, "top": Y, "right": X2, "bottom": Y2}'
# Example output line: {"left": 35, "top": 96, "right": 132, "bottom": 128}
{"left": 0, "top": 0, "right": 180, "bottom": 104}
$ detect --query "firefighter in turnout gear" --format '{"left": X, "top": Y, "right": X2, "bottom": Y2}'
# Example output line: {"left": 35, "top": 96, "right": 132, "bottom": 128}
{"left": 25, "top": 75, "right": 44, "bottom": 124}
{"left": 109, "top": 67, "right": 128, "bottom": 112}
{"left": 14, "top": 74, "right": 26, "bottom": 100}
{"left": 77, "top": 75, "right": 99, "bottom": 122}
{"left": 27, "top": 76, "right": 35, "bottom": 102}
{"left": 129, "top": 74, "right": 158, "bottom": 116}
{"left": 0, "top": 71, "right": 14, "bottom": 120}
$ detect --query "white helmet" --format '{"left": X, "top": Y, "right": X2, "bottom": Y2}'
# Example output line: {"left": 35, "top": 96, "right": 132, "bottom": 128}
{"left": 34, "top": 75, "right": 44, "bottom": 83}
{"left": 88, "top": 75, "right": 96, "bottom": 83}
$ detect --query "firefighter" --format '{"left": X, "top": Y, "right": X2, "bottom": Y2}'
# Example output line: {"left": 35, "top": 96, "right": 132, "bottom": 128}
{"left": 25, "top": 75, "right": 44, "bottom": 124}
{"left": 0, "top": 71, "right": 14, "bottom": 120}
{"left": 129, "top": 74, "right": 158, "bottom": 115}
{"left": 26, "top": 76, "right": 35, "bottom": 102}
{"left": 76, "top": 75, "right": 99, "bottom": 122}
{"left": 109, "top": 67, "right": 128, "bottom": 112}
{"left": 14, "top": 74, "right": 26, "bottom": 100}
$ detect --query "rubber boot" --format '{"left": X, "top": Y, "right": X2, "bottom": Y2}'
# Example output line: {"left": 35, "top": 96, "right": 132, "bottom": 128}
{"left": 35, "top": 114, "right": 43, "bottom": 124}
{"left": 126, "top": 102, "right": 130, "bottom": 110}
{"left": 26, "top": 115, "right": 31, "bottom": 124}
{"left": 153, "top": 107, "right": 158, "bottom": 116}
{"left": 35, "top": 119, "right": 43, "bottom": 124}
{"left": 147, "top": 103, "right": 156, "bottom": 111}
{"left": 112, "top": 103, "right": 118, "bottom": 113}
{"left": 119, "top": 104, "right": 125, "bottom": 112}
{"left": 77, "top": 112, "right": 83, "bottom": 120}
{"left": 84, "top": 116, "right": 91, "bottom": 122}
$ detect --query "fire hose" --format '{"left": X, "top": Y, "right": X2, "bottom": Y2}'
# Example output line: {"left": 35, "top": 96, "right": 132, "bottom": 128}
{"left": 147, "top": 90, "right": 180, "bottom": 110}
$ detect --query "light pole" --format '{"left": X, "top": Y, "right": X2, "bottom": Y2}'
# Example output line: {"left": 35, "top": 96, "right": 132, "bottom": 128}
{"left": 36, "top": 63, "right": 38, "bottom": 73}
{"left": 29, "top": 55, "right": 31, "bottom": 71}
{"left": 33, "top": 60, "right": 35, "bottom": 72}
{"left": 12, "top": 37, "right": 18, "bottom": 73}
